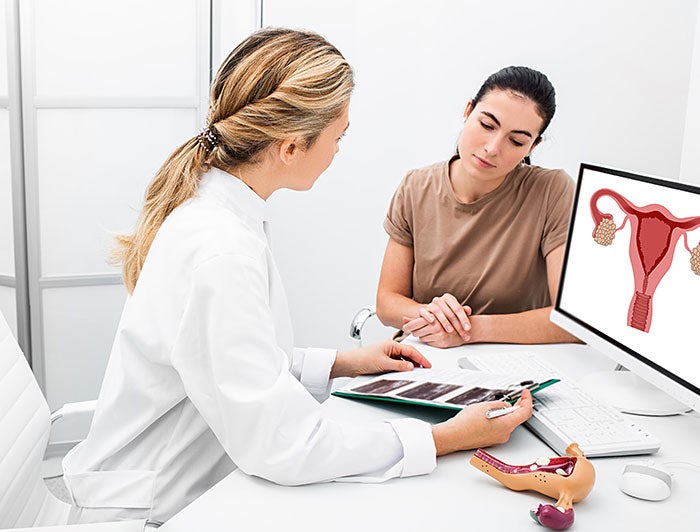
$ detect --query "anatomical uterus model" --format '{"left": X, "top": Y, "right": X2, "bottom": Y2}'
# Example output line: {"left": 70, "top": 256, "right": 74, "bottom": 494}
{"left": 590, "top": 188, "right": 700, "bottom": 332}
{"left": 470, "top": 443, "right": 595, "bottom": 530}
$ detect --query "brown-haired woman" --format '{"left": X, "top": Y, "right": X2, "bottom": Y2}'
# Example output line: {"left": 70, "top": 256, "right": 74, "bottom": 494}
{"left": 62, "top": 29, "right": 531, "bottom": 526}
{"left": 377, "top": 66, "right": 579, "bottom": 347}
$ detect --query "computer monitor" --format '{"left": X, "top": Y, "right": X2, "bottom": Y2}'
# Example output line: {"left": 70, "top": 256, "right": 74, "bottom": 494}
{"left": 550, "top": 163, "right": 700, "bottom": 415}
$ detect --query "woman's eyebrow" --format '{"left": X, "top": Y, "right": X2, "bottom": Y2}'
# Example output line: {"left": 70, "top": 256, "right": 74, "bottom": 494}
{"left": 481, "top": 111, "right": 533, "bottom": 138}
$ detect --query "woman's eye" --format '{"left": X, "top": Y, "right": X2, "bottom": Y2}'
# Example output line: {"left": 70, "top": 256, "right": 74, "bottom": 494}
{"left": 337, "top": 132, "right": 346, "bottom": 142}
{"left": 479, "top": 121, "right": 494, "bottom": 131}
{"left": 510, "top": 138, "right": 524, "bottom": 147}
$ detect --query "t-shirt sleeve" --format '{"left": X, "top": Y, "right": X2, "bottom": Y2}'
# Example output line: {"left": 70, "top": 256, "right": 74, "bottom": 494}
{"left": 383, "top": 174, "right": 414, "bottom": 247}
{"left": 541, "top": 170, "right": 575, "bottom": 257}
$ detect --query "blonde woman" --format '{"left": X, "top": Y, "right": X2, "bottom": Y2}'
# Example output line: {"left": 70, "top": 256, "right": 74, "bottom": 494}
{"left": 62, "top": 29, "right": 531, "bottom": 525}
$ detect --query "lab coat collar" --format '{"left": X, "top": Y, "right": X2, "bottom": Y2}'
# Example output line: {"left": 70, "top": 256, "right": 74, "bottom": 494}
{"left": 198, "top": 167, "right": 271, "bottom": 233}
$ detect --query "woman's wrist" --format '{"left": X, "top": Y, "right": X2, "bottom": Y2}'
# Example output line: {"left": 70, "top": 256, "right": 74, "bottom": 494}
{"left": 468, "top": 314, "right": 490, "bottom": 343}
{"left": 431, "top": 420, "right": 460, "bottom": 456}
{"left": 330, "top": 350, "right": 355, "bottom": 379}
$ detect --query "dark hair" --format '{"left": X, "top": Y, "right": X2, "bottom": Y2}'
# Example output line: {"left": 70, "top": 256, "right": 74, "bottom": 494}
{"left": 473, "top": 66, "right": 556, "bottom": 139}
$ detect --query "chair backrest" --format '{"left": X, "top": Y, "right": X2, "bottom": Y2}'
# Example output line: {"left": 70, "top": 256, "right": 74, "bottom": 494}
{"left": 0, "top": 311, "right": 70, "bottom": 528}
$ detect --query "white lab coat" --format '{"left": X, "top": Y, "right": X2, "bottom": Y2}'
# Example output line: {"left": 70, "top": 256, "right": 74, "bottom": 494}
{"left": 62, "top": 168, "right": 436, "bottom": 525}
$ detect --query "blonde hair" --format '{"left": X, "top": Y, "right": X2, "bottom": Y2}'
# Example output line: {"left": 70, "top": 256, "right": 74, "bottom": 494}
{"left": 114, "top": 28, "right": 354, "bottom": 293}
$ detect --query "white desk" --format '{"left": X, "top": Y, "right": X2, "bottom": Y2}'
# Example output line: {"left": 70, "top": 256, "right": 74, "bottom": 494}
{"left": 159, "top": 341, "right": 700, "bottom": 532}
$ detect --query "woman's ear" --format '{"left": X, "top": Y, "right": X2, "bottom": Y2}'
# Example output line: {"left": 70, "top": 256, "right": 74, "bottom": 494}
{"left": 278, "top": 139, "right": 300, "bottom": 165}
{"left": 463, "top": 100, "right": 474, "bottom": 121}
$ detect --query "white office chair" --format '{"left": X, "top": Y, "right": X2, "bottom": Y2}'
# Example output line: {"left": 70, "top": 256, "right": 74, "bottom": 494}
{"left": 0, "top": 311, "right": 145, "bottom": 531}
{"left": 349, "top": 305, "right": 398, "bottom": 346}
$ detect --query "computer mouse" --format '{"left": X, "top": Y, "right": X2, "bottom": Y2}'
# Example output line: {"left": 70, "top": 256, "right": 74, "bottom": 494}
{"left": 619, "top": 463, "right": 672, "bottom": 501}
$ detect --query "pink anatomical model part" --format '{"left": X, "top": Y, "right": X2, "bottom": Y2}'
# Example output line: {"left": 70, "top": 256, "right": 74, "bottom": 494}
{"left": 470, "top": 443, "right": 595, "bottom": 531}
{"left": 590, "top": 188, "right": 700, "bottom": 332}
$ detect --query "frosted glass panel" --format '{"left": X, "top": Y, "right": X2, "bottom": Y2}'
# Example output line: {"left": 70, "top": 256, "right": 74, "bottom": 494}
{"left": 0, "top": 109, "right": 14, "bottom": 276}
{"left": 0, "top": 0, "right": 8, "bottom": 98}
{"left": 0, "top": 286, "right": 17, "bottom": 337}
{"left": 42, "top": 284, "right": 126, "bottom": 410}
{"left": 32, "top": 0, "right": 199, "bottom": 99}
{"left": 36, "top": 108, "right": 198, "bottom": 276}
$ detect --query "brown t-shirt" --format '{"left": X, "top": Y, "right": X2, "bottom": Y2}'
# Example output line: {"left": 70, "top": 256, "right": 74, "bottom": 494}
{"left": 383, "top": 159, "right": 575, "bottom": 315}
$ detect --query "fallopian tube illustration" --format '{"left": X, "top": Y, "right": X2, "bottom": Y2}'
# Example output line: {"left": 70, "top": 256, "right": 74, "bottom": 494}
{"left": 470, "top": 443, "right": 595, "bottom": 531}
{"left": 590, "top": 188, "right": 700, "bottom": 332}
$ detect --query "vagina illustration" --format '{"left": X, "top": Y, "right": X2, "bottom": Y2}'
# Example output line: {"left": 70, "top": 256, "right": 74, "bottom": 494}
{"left": 590, "top": 188, "right": 700, "bottom": 332}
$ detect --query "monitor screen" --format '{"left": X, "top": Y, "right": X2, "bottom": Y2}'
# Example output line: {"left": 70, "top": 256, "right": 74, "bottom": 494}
{"left": 551, "top": 163, "right": 700, "bottom": 412}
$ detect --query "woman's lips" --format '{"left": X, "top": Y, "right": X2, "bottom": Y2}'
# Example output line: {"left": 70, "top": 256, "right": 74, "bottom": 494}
{"left": 473, "top": 154, "right": 496, "bottom": 168}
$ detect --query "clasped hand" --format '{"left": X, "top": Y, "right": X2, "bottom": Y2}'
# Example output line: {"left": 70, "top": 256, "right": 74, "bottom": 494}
{"left": 402, "top": 293, "right": 472, "bottom": 348}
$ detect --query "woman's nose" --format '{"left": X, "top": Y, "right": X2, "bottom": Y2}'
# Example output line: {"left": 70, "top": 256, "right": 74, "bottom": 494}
{"left": 484, "top": 137, "right": 501, "bottom": 155}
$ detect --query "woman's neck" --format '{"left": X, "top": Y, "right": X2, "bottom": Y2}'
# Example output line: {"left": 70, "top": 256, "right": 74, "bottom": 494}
{"left": 218, "top": 161, "right": 279, "bottom": 201}
{"left": 448, "top": 157, "right": 509, "bottom": 204}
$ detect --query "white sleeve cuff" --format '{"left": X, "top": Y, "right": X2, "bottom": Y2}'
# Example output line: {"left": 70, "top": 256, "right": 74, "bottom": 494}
{"left": 297, "top": 347, "right": 336, "bottom": 401}
{"left": 387, "top": 418, "right": 437, "bottom": 477}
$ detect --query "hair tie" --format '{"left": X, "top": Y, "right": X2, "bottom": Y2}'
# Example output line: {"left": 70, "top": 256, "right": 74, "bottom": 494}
{"left": 197, "top": 126, "right": 219, "bottom": 153}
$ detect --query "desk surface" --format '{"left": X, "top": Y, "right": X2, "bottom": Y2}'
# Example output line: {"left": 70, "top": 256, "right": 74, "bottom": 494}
{"left": 159, "top": 341, "right": 700, "bottom": 532}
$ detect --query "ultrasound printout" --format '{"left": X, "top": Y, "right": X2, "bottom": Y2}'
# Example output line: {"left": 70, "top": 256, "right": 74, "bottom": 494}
{"left": 396, "top": 382, "right": 462, "bottom": 401}
{"left": 446, "top": 386, "right": 509, "bottom": 405}
{"left": 350, "top": 379, "right": 415, "bottom": 395}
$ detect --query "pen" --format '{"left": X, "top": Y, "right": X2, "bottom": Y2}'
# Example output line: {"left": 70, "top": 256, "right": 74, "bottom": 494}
{"left": 485, "top": 404, "right": 521, "bottom": 419}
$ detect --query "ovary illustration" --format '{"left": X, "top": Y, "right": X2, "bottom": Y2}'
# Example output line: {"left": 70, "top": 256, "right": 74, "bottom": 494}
{"left": 590, "top": 188, "right": 700, "bottom": 332}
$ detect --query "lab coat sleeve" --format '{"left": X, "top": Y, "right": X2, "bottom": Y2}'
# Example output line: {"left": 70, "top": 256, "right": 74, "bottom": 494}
{"left": 290, "top": 347, "right": 335, "bottom": 402}
{"left": 171, "top": 253, "right": 436, "bottom": 486}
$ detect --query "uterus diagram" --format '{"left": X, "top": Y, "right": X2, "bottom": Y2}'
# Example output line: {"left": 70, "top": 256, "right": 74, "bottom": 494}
{"left": 590, "top": 188, "right": 700, "bottom": 333}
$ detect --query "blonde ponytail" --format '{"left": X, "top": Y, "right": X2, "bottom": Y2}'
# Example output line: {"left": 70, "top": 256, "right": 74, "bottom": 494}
{"left": 114, "top": 28, "right": 354, "bottom": 293}
{"left": 112, "top": 137, "right": 210, "bottom": 293}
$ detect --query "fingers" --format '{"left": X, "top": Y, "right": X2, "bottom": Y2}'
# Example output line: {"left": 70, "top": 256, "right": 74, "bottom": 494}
{"left": 483, "top": 391, "right": 533, "bottom": 427}
{"left": 387, "top": 341, "right": 432, "bottom": 369}
{"left": 442, "top": 295, "right": 471, "bottom": 332}
{"left": 384, "top": 357, "right": 420, "bottom": 372}
{"left": 514, "top": 389, "right": 533, "bottom": 420}
{"left": 481, "top": 399, "right": 511, "bottom": 412}
{"left": 402, "top": 316, "right": 430, "bottom": 334}
{"left": 418, "top": 307, "right": 435, "bottom": 324}
{"left": 429, "top": 294, "right": 471, "bottom": 341}
{"left": 427, "top": 299, "right": 454, "bottom": 334}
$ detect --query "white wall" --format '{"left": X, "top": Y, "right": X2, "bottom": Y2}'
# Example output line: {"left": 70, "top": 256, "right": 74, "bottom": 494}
{"left": 681, "top": 4, "right": 700, "bottom": 185}
{"left": 259, "top": 0, "right": 699, "bottom": 349}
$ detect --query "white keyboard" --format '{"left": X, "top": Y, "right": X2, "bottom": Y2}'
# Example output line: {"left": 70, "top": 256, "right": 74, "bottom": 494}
{"left": 459, "top": 351, "right": 661, "bottom": 457}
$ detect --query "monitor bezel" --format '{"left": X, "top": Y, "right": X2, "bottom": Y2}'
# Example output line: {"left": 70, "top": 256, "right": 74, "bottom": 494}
{"left": 552, "top": 163, "right": 700, "bottom": 412}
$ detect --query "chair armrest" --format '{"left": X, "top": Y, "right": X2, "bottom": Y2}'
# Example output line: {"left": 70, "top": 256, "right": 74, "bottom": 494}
{"left": 349, "top": 305, "right": 377, "bottom": 341}
{"left": 44, "top": 401, "right": 98, "bottom": 471}
{"left": 50, "top": 400, "right": 97, "bottom": 424}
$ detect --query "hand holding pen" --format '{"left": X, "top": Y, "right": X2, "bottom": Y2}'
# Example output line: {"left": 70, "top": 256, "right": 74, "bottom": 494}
{"left": 432, "top": 389, "right": 533, "bottom": 456}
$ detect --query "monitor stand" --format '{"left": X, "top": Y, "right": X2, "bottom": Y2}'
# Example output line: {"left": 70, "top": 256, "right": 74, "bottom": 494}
{"left": 577, "top": 368, "right": 689, "bottom": 416}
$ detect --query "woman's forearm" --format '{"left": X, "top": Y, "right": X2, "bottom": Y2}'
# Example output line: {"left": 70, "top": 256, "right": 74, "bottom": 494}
{"left": 469, "top": 307, "right": 581, "bottom": 344}
{"left": 375, "top": 291, "right": 424, "bottom": 329}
